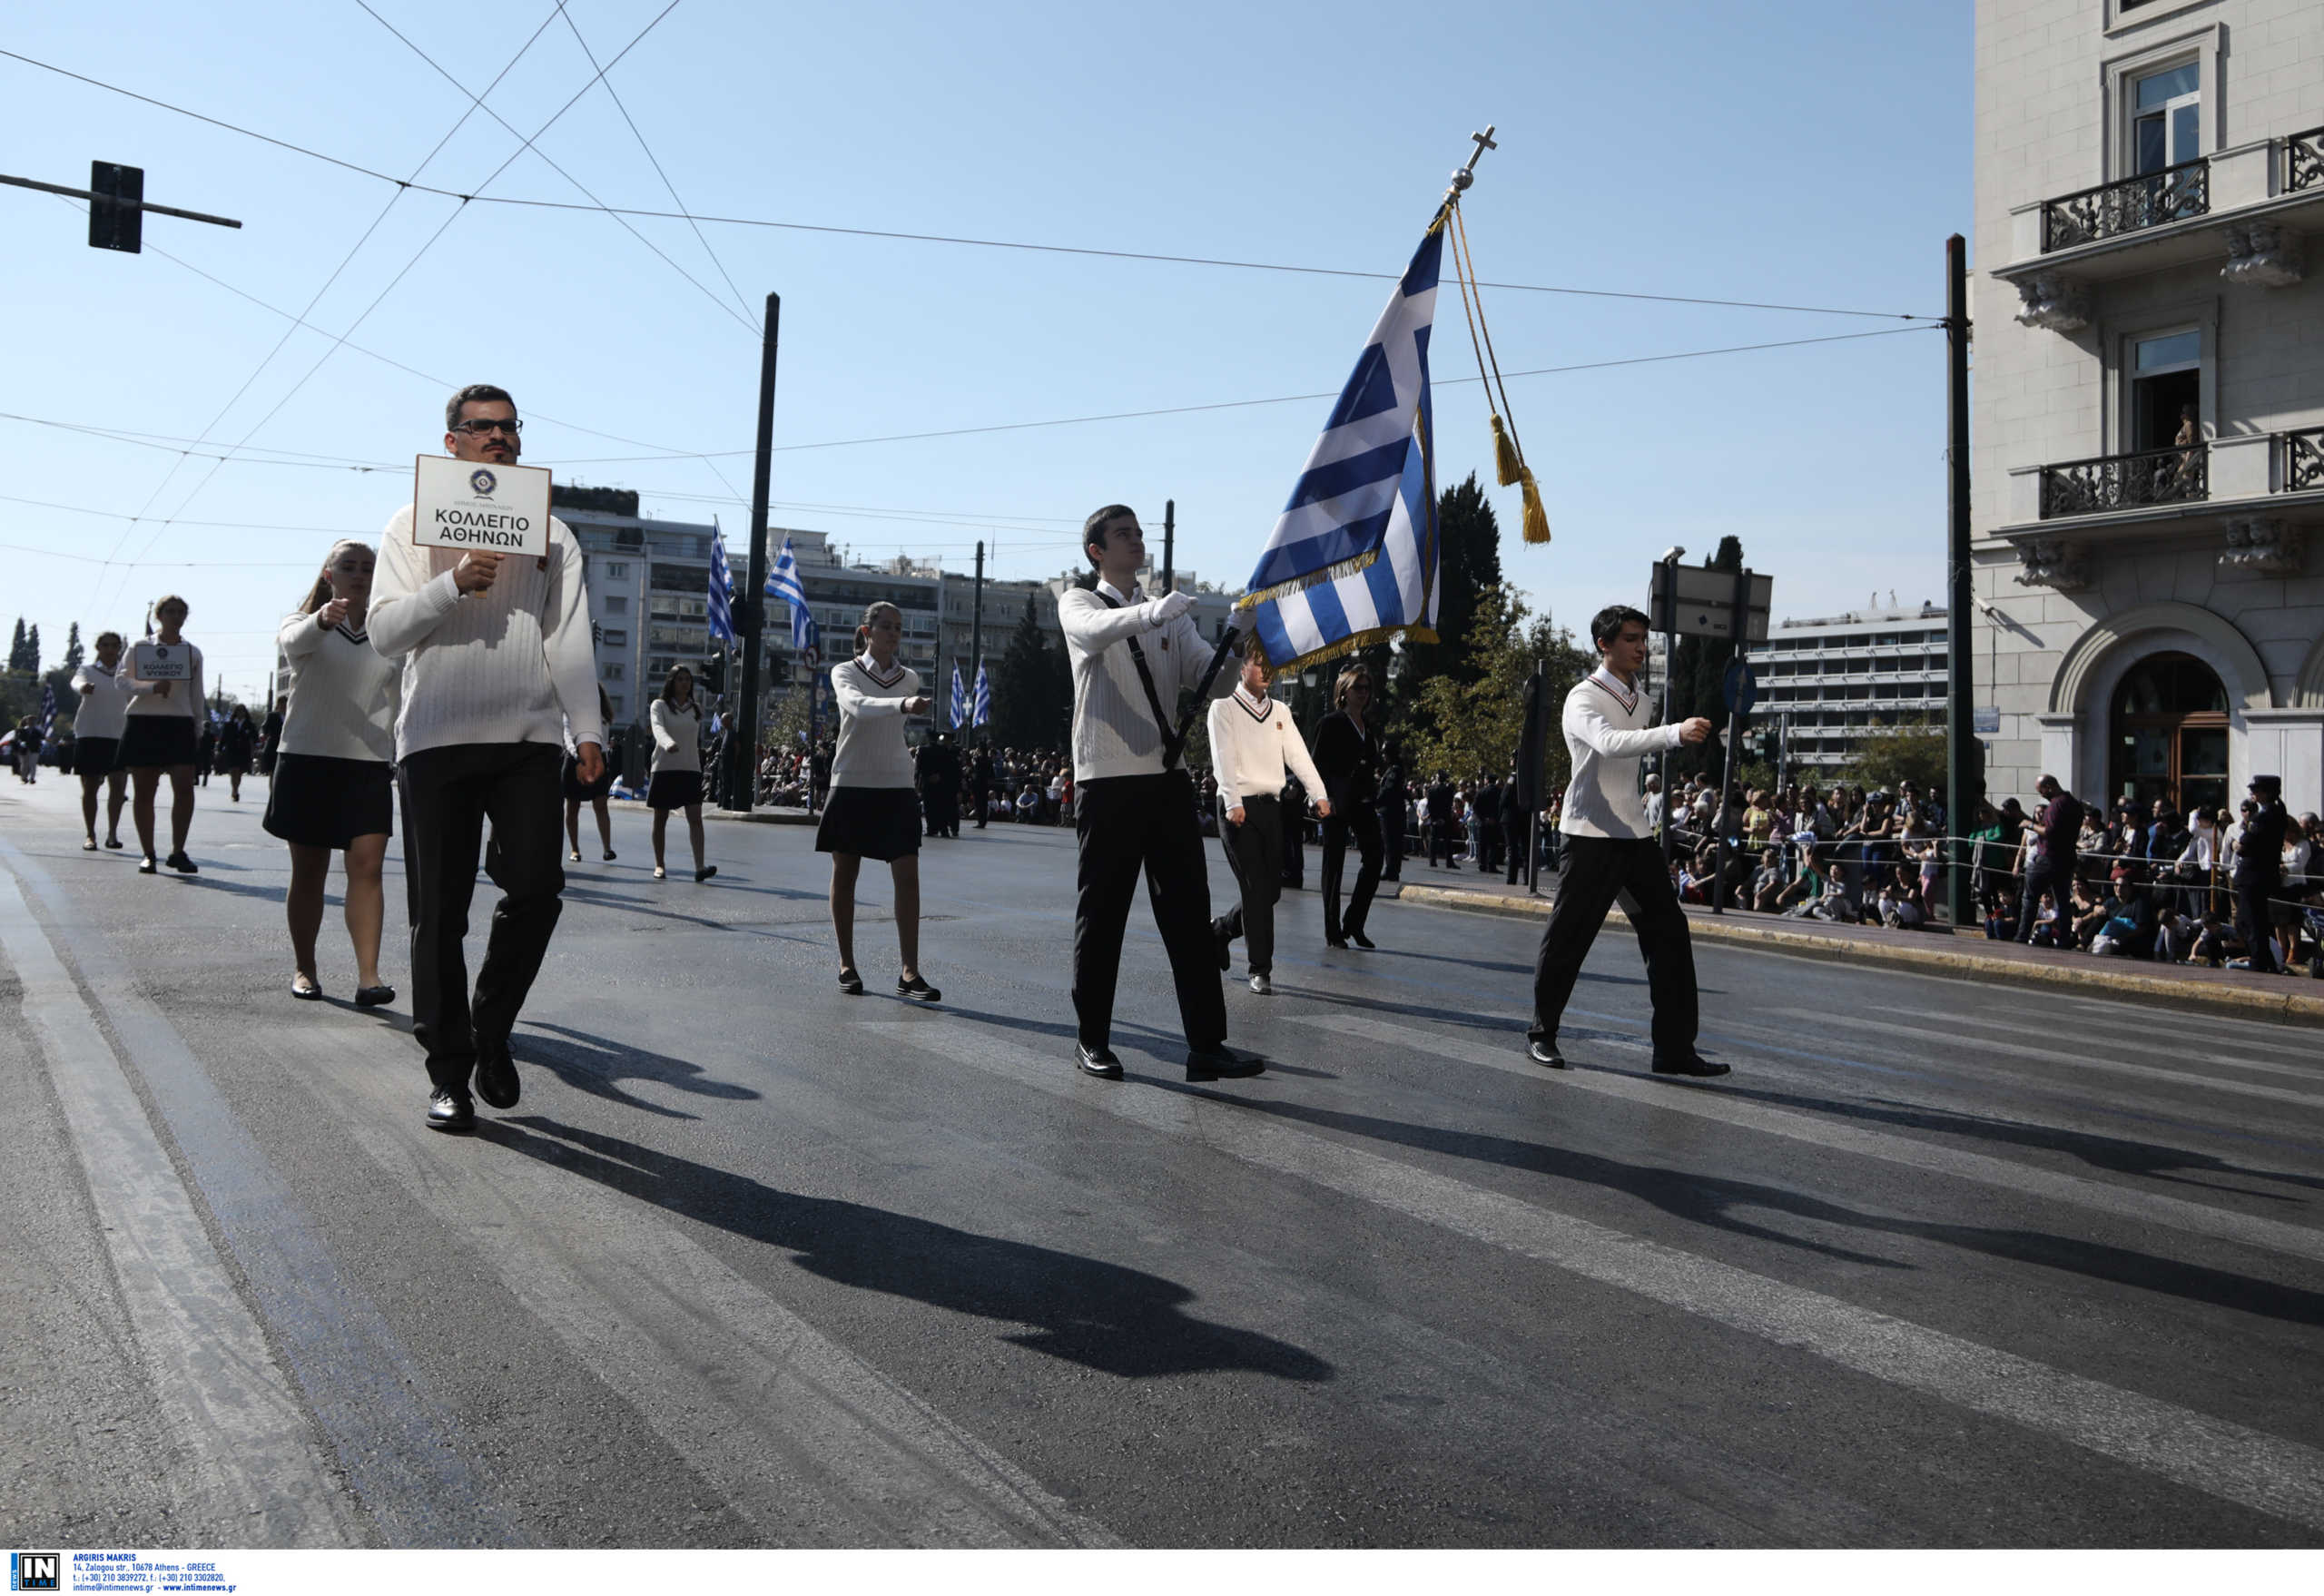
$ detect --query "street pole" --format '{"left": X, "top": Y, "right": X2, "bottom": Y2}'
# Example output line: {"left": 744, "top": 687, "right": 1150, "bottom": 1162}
{"left": 1160, "top": 498, "right": 1175, "bottom": 595}
{"left": 1525, "top": 659, "right": 1545, "bottom": 896}
{"left": 1711, "top": 565, "right": 1752, "bottom": 915}
{"left": 737, "top": 291, "right": 781, "bottom": 813}
{"left": 969, "top": 539, "right": 985, "bottom": 745}
{"left": 1945, "top": 234, "right": 1975, "bottom": 928}
{"left": 1657, "top": 547, "right": 1684, "bottom": 872}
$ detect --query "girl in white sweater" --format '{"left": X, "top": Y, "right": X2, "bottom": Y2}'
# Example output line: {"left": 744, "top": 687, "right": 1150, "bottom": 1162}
{"left": 648, "top": 667, "right": 714, "bottom": 882}
{"left": 265, "top": 540, "right": 400, "bottom": 1004}
{"left": 120, "top": 593, "right": 206, "bottom": 875}
{"left": 818, "top": 602, "right": 940, "bottom": 1000}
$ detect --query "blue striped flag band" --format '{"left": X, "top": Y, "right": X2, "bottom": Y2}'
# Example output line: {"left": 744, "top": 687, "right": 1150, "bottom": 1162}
{"left": 706, "top": 536, "right": 736, "bottom": 646}
{"left": 765, "top": 535, "right": 819, "bottom": 657}
{"left": 971, "top": 663, "right": 990, "bottom": 729}
{"left": 949, "top": 666, "right": 967, "bottom": 729}
{"left": 1238, "top": 219, "right": 1443, "bottom": 671}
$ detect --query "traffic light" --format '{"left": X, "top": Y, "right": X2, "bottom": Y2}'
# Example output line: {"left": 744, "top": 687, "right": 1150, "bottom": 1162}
{"left": 702, "top": 649, "right": 727, "bottom": 695}
{"left": 89, "top": 162, "right": 143, "bottom": 253}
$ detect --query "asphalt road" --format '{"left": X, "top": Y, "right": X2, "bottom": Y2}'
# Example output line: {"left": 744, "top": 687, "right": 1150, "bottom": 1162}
{"left": 3, "top": 772, "right": 2321, "bottom": 1549}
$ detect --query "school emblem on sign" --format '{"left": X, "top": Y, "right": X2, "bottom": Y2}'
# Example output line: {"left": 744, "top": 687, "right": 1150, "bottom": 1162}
{"left": 470, "top": 468, "right": 497, "bottom": 496}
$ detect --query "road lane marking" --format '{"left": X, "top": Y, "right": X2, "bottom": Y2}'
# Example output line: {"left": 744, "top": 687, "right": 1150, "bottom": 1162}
{"left": 1876, "top": 1003, "right": 2324, "bottom": 1079}
{"left": 868, "top": 1017, "right": 2324, "bottom": 1532}
{"left": 0, "top": 868, "right": 359, "bottom": 1546}
{"left": 1768, "top": 1008, "right": 2324, "bottom": 1108}
{"left": 1292, "top": 1012, "right": 2324, "bottom": 1266}
{"left": 269, "top": 1024, "right": 1117, "bottom": 1550}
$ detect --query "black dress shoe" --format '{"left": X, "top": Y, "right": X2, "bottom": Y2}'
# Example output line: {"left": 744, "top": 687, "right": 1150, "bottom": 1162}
{"left": 1651, "top": 1053, "right": 1731, "bottom": 1078}
{"left": 1324, "top": 934, "right": 1349, "bottom": 950}
{"left": 1348, "top": 930, "right": 1375, "bottom": 950}
{"left": 290, "top": 977, "right": 322, "bottom": 1001}
{"left": 1077, "top": 1043, "right": 1124, "bottom": 1079}
{"left": 695, "top": 865, "right": 717, "bottom": 882}
{"left": 164, "top": 851, "right": 198, "bottom": 874}
{"left": 426, "top": 1089, "right": 477, "bottom": 1134}
{"left": 137, "top": 855, "right": 158, "bottom": 874}
{"left": 474, "top": 1036, "right": 521, "bottom": 1109}
{"left": 1527, "top": 1039, "right": 1569, "bottom": 1069}
{"left": 1187, "top": 1044, "right": 1265, "bottom": 1082}
{"left": 354, "top": 984, "right": 396, "bottom": 1009}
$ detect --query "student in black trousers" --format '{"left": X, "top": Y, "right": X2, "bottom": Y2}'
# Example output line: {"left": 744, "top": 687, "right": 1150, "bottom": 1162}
{"left": 1058, "top": 505, "right": 1256, "bottom": 1083}
{"left": 1501, "top": 759, "right": 1531, "bottom": 885}
{"left": 2230, "top": 774, "right": 2290, "bottom": 972}
{"left": 1312, "top": 667, "right": 1385, "bottom": 949}
{"left": 1528, "top": 606, "right": 1728, "bottom": 1078}
{"left": 1376, "top": 759, "right": 1406, "bottom": 882}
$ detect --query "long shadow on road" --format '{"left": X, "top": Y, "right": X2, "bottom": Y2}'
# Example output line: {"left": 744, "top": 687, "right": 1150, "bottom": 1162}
{"left": 483, "top": 1113, "right": 1335, "bottom": 1384}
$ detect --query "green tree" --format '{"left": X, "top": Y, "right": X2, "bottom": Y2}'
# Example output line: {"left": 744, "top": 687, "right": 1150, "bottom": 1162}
{"left": 1841, "top": 717, "right": 1949, "bottom": 795}
{"left": 22, "top": 623, "right": 38, "bottom": 675}
{"left": 1395, "top": 473, "right": 1503, "bottom": 697}
{"left": 1403, "top": 585, "right": 1592, "bottom": 791}
{"left": 990, "top": 596, "right": 1057, "bottom": 752}
{"left": 63, "top": 623, "right": 84, "bottom": 671}
{"left": 7, "top": 618, "right": 27, "bottom": 674}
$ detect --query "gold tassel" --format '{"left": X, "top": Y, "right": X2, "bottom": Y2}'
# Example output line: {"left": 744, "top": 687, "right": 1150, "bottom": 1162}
{"left": 1489, "top": 413, "right": 1522, "bottom": 488}
{"left": 1520, "top": 469, "right": 1551, "bottom": 544}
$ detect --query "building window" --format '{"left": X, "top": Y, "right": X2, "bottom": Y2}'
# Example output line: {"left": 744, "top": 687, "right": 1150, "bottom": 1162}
{"left": 2111, "top": 651, "right": 2227, "bottom": 813}
{"left": 604, "top": 596, "right": 627, "bottom": 615}
{"left": 607, "top": 695, "right": 625, "bottom": 717}
{"left": 2130, "top": 328, "right": 2201, "bottom": 451}
{"left": 603, "top": 664, "right": 625, "bottom": 682}
{"left": 2132, "top": 61, "right": 2199, "bottom": 174}
{"left": 600, "top": 628, "right": 627, "bottom": 647}
{"left": 606, "top": 562, "right": 630, "bottom": 578}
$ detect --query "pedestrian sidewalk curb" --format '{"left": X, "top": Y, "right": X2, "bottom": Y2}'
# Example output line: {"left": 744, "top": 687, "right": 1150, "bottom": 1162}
{"left": 606, "top": 799, "right": 814, "bottom": 825}
{"left": 1393, "top": 883, "right": 2324, "bottom": 1027}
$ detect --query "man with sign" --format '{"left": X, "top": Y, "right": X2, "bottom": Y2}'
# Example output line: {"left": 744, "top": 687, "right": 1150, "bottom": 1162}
{"left": 371, "top": 384, "right": 603, "bottom": 1135}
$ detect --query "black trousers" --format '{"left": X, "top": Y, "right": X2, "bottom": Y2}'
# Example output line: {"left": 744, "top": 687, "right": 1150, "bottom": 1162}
{"left": 1503, "top": 816, "right": 1531, "bottom": 885}
{"left": 1074, "top": 771, "right": 1226, "bottom": 1053}
{"left": 2016, "top": 854, "right": 2073, "bottom": 943}
{"left": 1480, "top": 820, "right": 1503, "bottom": 874}
{"left": 1531, "top": 834, "right": 1699, "bottom": 1059}
{"left": 398, "top": 742, "right": 566, "bottom": 1093}
{"left": 1212, "top": 794, "right": 1283, "bottom": 977}
{"left": 1427, "top": 815, "right": 1453, "bottom": 867}
{"left": 1380, "top": 808, "right": 1404, "bottom": 881}
{"left": 1321, "top": 802, "right": 1383, "bottom": 941}
{"left": 2234, "top": 877, "right": 2280, "bottom": 972}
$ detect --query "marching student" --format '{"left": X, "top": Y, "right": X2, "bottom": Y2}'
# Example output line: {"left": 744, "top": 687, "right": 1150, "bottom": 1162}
{"left": 1526, "top": 605, "right": 1728, "bottom": 1077}
{"left": 1207, "top": 635, "right": 1330, "bottom": 995}
{"left": 819, "top": 602, "right": 940, "bottom": 1000}
{"left": 1059, "top": 505, "right": 1253, "bottom": 1081}
{"left": 70, "top": 630, "right": 133, "bottom": 852}
{"left": 266, "top": 539, "right": 399, "bottom": 1006}
{"left": 215, "top": 704, "right": 258, "bottom": 803}
{"left": 370, "top": 382, "right": 604, "bottom": 1135}
{"left": 565, "top": 685, "right": 619, "bottom": 863}
{"left": 1312, "top": 665, "right": 1386, "bottom": 948}
{"left": 648, "top": 666, "right": 714, "bottom": 882}
{"left": 119, "top": 595, "right": 205, "bottom": 875}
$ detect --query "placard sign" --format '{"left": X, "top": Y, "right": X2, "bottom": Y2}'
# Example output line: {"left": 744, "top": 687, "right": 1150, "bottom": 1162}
{"left": 412, "top": 454, "right": 550, "bottom": 559}
{"left": 132, "top": 640, "right": 192, "bottom": 681}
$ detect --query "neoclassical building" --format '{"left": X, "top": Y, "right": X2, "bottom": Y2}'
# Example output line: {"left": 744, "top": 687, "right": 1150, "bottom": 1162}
{"left": 1974, "top": 0, "right": 2324, "bottom": 817}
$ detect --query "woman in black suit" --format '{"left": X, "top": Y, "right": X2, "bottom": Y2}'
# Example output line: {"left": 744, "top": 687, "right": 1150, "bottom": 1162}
{"left": 1311, "top": 665, "right": 1385, "bottom": 948}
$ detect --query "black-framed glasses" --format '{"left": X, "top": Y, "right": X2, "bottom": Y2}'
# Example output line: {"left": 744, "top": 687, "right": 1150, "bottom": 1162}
{"left": 452, "top": 418, "right": 523, "bottom": 436}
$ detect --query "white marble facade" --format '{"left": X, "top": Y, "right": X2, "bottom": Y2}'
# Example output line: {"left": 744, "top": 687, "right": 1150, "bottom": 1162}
{"left": 1974, "top": 0, "right": 2324, "bottom": 814}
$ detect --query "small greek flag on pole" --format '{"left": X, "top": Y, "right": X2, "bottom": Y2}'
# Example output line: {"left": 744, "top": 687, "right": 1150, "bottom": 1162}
{"left": 39, "top": 682, "right": 57, "bottom": 735}
{"left": 707, "top": 537, "right": 737, "bottom": 645}
{"left": 950, "top": 666, "right": 968, "bottom": 729}
{"left": 765, "top": 535, "right": 818, "bottom": 657}
{"left": 1236, "top": 218, "right": 1444, "bottom": 671}
{"left": 971, "top": 663, "right": 990, "bottom": 729}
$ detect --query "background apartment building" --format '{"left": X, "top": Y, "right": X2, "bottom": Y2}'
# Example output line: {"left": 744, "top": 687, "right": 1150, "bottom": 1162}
{"left": 1754, "top": 605, "right": 1953, "bottom": 771}
{"left": 1974, "top": 0, "right": 2324, "bottom": 816}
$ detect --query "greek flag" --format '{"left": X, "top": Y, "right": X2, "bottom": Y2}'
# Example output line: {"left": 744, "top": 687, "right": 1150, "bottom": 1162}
{"left": 706, "top": 537, "right": 736, "bottom": 645}
{"left": 1238, "top": 221, "right": 1442, "bottom": 669}
{"left": 949, "top": 666, "right": 967, "bottom": 729}
{"left": 38, "top": 682, "right": 56, "bottom": 734}
{"left": 765, "top": 534, "right": 818, "bottom": 657}
{"left": 971, "top": 663, "right": 990, "bottom": 729}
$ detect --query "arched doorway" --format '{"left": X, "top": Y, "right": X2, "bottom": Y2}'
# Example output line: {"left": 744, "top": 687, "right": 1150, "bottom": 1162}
{"left": 2110, "top": 651, "right": 2229, "bottom": 813}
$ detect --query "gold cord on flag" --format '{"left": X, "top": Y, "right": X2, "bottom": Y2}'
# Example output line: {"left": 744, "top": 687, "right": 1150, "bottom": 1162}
{"left": 1447, "top": 202, "right": 1550, "bottom": 544}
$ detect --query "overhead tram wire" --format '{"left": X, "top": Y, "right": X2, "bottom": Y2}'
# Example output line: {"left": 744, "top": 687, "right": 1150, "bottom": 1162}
{"left": 351, "top": 0, "right": 757, "bottom": 339}
{"left": 75, "top": 3, "right": 572, "bottom": 616}
{"left": 0, "top": 45, "right": 1937, "bottom": 327}
{"left": 95, "top": 0, "right": 692, "bottom": 610}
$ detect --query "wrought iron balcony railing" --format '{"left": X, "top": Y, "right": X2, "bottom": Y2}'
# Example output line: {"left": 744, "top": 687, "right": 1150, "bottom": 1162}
{"left": 2284, "top": 427, "right": 2324, "bottom": 493}
{"left": 2038, "top": 443, "right": 2209, "bottom": 518}
{"left": 2041, "top": 158, "right": 2210, "bottom": 251}
{"left": 2289, "top": 126, "right": 2324, "bottom": 193}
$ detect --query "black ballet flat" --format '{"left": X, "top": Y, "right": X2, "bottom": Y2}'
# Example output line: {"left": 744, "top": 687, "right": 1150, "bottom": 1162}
{"left": 137, "top": 855, "right": 158, "bottom": 874}
{"left": 896, "top": 973, "right": 941, "bottom": 1002}
{"left": 838, "top": 967, "right": 864, "bottom": 995}
{"left": 354, "top": 984, "right": 396, "bottom": 1009}
{"left": 695, "top": 865, "right": 717, "bottom": 882}
{"left": 103, "top": 837, "right": 124, "bottom": 850}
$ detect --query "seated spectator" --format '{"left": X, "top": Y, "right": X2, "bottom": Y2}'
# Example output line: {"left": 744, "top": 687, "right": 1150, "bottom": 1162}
{"left": 1015, "top": 782, "right": 1039, "bottom": 823}
{"left": 1876, "top": 882, "right": 1925, "bottom": 930}
{"left": 1749, "top": 847, "right": 1788, "bottom": 913}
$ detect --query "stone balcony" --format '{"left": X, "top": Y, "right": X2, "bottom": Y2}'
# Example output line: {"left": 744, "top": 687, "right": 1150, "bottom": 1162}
{"left": 1994, "top": 429, "right": 2324, "bottom": 588}
{"left": 1998, "top": 125, "right": 2324, "bottom": 330}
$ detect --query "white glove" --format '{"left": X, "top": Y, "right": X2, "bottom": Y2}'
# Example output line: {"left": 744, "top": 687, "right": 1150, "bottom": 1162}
{"left": 1143, "top": 590, "right": 1196, "bottom": 627}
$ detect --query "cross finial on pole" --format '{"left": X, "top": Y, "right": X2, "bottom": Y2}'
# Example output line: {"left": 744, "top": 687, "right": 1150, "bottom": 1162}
{"left": 1445, "top": 125, "right": 1498, "bottom": 200}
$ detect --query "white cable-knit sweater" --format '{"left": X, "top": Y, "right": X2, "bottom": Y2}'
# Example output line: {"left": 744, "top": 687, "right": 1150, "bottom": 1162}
{"left": 649, "top": 697, "right": 703, "bottom": 774}
{"left": 276, "top": 610, "right": 400, "bottom": 764}
{"left": 69, "top": 662, "right": 133, "bottom": 742}
{"left": 829, "top": 654, "right": 920, "bottom": 790}
{"left": 123, "top": 641, "right": 204, "bottom": 726}
{"left": 369, "top": 505, "right": 602, "bottom": 760}
{"left": 1206, "top": 685, "right": 1325, "bottom": 803}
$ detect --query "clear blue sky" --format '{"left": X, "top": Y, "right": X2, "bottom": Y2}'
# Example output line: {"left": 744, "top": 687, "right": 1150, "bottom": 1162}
{"left": 2, "top": 0, "right": 1969, "bottom": 699}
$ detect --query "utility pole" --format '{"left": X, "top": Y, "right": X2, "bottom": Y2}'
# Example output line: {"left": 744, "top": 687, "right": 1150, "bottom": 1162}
{"left": 969, "top": 539, "right": 985, "bottom": 744}
{"left": 1945, "top": 234, "right": 1975, "bottom": 928}
{"left": 1710, "top": 563, "right": 1753, "bottom": 915}
{"left": 1160, "top": 498, "right": 1175, "bottom": 595}
{"left": 736, "top": 291, "right": 781, "bottom": 813}
{"left": 1, "top": 163, "right": 241, "bottom": 252}
{"left": 1656, "top": 547, "right": 1685, "bottom": 872}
